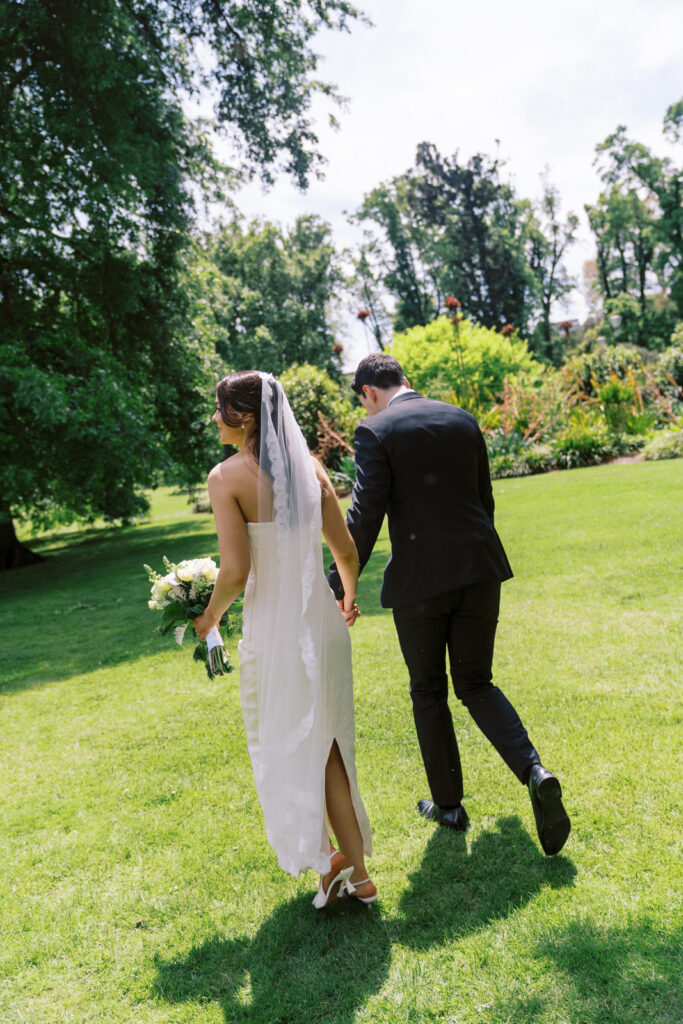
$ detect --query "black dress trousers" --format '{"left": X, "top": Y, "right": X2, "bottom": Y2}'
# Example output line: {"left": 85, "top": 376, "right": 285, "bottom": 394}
{"left": 392, "top": 579, "right": 539, "bottom": 808}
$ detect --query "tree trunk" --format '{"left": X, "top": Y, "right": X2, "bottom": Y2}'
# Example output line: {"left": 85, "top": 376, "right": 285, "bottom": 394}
{"left": 0, "top": 502, "right": 43, "bottom": 571}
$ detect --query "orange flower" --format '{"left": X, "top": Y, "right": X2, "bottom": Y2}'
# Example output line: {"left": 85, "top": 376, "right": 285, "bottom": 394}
{"left": 501, "top": 324, "right": 514, "bottom": 337}
{"left": 332, "top": 343, "right": 343, "bottom": 354}
{"left": 444, "top": 296, "right": 461, "bottom": 310}
{"left": 357, "top": 309, "right": 370, "bottom": 321}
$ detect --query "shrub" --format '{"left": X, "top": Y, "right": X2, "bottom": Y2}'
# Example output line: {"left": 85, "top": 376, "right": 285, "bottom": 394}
{"left": 489, "top": 452, "right": 532, "bottom": 479}
{"left": 278, "top": 363, "right": 358, "bottom": 464}
{"left": 562, "top": 345, "right": 646, "bottom": 398}
{"left": 601, "top": 293, "right": 676, "bottom": 351}
{"left": 192, "top": 491, "right": 211, "bottom": 513}
{"left": 489, "top": 444, "right": 559, "bottom": 480}
{"left": 598, "top": 376, "right": 635, "bottom": 433}
{"left": 524, "top": 443, "right": 559, "bottom": 473}
{"left": 327, "top": 454, "right": 357, "bottom": 494}
{"left": 491, "top": 371, "right": 567, "bottom": 443}
{"left": 563, "top": 347, "right": 678, "bottom": 430}
{"left": 388, "top": 316, "right": 543, "bottom": 400}
{"left": 552, "top": 412, "right": 612, "bottom": 468}
{"left": 655, "top": 340, "right": 683, "bottom": 390}
{"left": 642, "top": 428, "right": 683, "bottom": 461}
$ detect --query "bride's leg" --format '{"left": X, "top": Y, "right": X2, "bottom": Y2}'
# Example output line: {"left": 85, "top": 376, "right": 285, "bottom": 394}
{"left": 324, "top": 741, "right": 376, "bottom": 897}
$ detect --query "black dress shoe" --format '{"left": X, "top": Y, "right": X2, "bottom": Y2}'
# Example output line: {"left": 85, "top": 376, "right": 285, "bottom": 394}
{"left": 528, "top": 764, "right": 571, "bottom": 855}
{"left": 417, "top": 799, "right": 469, "bottom": 832}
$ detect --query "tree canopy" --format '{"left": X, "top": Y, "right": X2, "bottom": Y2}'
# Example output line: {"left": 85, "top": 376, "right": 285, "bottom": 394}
{"left": 0, "top": 0, "right": 363, "bottom": 567}
{"left": 585, "top": 99, "right": 682, "bottom": 348}
{"left": 192, "top": 214, "right": 343, "bottom": 378}
{"left": 354, "top": 143, "right": 577, "bottom": 347}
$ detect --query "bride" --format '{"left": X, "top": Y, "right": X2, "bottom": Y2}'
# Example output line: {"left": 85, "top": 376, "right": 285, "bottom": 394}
{"left": 193, "top": 371, "right": 376, "bottom": 907}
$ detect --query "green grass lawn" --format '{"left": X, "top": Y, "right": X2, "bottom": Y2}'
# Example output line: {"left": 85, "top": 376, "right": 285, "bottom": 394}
{"left": 1, "top": 462, "right": 682, "bottom": 1024}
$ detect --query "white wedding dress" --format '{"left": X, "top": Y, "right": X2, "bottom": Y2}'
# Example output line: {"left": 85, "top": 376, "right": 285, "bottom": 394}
{"left": 235, "top": 376, "right": 372, "bottom": 878}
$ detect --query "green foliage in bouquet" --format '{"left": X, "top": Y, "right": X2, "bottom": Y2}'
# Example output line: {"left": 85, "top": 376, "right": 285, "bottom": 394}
{"left": 144, "top": 557, "right": 234, "bottom": 679}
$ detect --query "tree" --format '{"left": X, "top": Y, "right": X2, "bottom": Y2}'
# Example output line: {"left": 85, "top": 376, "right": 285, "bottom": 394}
{"left": 527, "top": 180, "right": 579, "bottom": 364}
{"left": 414, "top": 144, "right": 540, "bottom": 334}
{"left": 356, "top": 177, "right": 438, "bottom": 331}
{"left": 585, "top": 100, "right": 682, "bottom": 346}
{"left": 0, "top": 0, "right": 363, "bottom": 568}
{"left": 198, "top": 214, "right": 344, "bottom": 377}
{"left": 356, "top": 144, "right": 559, "bottom": 338}
{"left": 349, "top": 242, "right": 393, "bottom": 351}
{"left": 585, "top": 189, "right": 659, "bottom": 303}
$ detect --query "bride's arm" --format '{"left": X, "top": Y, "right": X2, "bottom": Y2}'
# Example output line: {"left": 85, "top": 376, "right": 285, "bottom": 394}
{"left": 313, "top": 458, "right": 359, "bottom": 615}
{"left": 194, "top": 464, "right": 251, "bottom": 640}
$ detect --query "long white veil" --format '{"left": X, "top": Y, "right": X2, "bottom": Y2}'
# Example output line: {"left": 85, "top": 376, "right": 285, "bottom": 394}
{"left": 245, "top": 374, "right": 330, "bottom": 874}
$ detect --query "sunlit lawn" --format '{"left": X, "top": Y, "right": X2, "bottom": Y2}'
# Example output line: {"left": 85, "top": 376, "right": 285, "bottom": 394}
{"left": 1, "top": 461, "right": 682, "bottom": 1023}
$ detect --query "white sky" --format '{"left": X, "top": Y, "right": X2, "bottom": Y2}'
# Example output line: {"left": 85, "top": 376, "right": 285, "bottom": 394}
{"left": 211, "top": 0, "right": 683, "bottom": 367}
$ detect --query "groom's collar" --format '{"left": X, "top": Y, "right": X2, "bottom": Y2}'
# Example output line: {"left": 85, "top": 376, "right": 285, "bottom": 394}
{"left": 387, "top": 387, "right": 416, "bottom": 407}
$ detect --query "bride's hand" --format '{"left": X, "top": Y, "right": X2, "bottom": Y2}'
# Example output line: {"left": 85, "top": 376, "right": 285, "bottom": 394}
{"left": 194, "top": 609, "right": 218, "bottom": 642}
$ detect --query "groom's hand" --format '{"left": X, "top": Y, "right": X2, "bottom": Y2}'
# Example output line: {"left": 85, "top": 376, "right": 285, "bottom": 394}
{"left": 338, "top": 599, "right": 361, "bottom": 627}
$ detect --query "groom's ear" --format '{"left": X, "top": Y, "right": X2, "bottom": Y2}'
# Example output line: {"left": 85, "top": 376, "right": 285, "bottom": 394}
{"left": 403, "top": 376, "right": 410, "bottom": 388}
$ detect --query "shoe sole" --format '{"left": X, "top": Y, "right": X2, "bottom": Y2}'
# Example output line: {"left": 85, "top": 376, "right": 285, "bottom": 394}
{"left": 348, "top": 892, "right": 379, "bottom": 905}
{"left": 440, "top": 814, "right": 468, "bottom": 832}
{"left": 536, "top": 777, "right": 571, "bottom": 855}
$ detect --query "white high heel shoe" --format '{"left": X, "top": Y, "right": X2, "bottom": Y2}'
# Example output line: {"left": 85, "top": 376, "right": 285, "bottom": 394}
{"left": 312, "top": 863, "right": 354, "bottom": 909}
{"left": 343, "top": 876, "right": 379, "bottom": 904}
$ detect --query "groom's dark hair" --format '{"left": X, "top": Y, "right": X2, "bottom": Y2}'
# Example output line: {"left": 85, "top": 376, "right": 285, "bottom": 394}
{"left": 352, "top": 354, "right": 405, "bottom": 394}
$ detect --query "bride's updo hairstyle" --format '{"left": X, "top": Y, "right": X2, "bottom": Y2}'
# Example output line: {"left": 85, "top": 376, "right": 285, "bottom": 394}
{"left": 216, "top": 371, "right": 264, "bottom": 460}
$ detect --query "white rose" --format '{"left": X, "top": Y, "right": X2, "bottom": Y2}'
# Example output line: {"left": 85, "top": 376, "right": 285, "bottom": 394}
{"left": 201, "top": 560, "right": 218, "bottom": 582}
{"left": 151, "top": 579, "right": 173, "bottom": 605}
{"left": 175, "top": 560, "right": 199, "bottom": 582}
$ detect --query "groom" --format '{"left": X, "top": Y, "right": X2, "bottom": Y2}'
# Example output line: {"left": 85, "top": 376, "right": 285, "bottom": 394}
{"left": 328, "top": 354, "right": 570, "bottom": 855}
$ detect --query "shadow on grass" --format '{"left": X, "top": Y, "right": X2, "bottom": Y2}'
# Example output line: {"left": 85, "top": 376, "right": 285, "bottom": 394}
{"left": 154, "top": 893, "right": 391, "bottom": 1024}
{"left": 492, "top": 918, "right": 682, "bottom": 1023}
{"left": 154, "top": 817, "right": 577, "bottom": 1023}
{"left": 395, "top": 816, "right": 576, "bottom": 952}
{"left": 0, "top": 521, "right": 220, "bottom": 694}
{"left": 2, "top": 523, "right": 391, "bottom": 695}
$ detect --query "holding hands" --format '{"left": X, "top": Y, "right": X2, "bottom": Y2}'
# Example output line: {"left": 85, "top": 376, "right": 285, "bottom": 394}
{"left": 338, "top": 598, "right": 361, "bottom": 628}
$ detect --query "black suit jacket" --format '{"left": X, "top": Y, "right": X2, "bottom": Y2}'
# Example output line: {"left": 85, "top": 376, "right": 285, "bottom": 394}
{"left": 327, "top": 392, "right": 513, "bottom": 608}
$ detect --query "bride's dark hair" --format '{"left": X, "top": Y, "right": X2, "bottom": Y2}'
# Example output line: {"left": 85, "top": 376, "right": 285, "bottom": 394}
{"left": 216, "top": 371, "right": 263, "bottom": 461}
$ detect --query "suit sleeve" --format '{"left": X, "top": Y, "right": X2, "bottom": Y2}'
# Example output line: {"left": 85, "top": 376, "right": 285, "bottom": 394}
{"left": 327, "top": 422, "right": 391, "bottom": 600}
{"left": 477, "top": 428, "right": 495, "bottom": 524}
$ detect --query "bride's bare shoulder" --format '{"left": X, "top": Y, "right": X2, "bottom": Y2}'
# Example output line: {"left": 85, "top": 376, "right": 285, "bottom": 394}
{"left": 208, "top": 452, "right": 247, "bottom": 492}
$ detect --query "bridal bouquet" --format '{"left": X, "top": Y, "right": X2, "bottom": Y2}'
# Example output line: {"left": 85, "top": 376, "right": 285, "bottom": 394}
{"left": 144, "top": 556, "right": 233, "bottom": 679}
